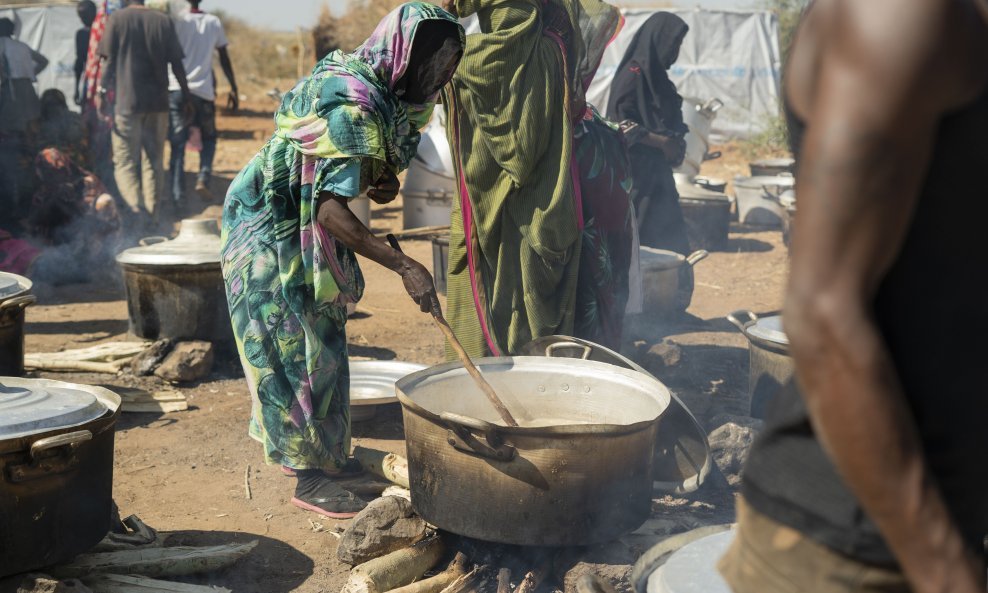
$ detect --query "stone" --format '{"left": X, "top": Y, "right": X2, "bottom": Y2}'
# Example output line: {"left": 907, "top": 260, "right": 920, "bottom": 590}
{"left": 641, "top": 340, "right": 682, "bottom": 374}
{"left": 130, "top": 339, "right": 175, "bottom": 376}
{"left": 336, "top": 496, "right": 428, "bottom": 566}
{"left": 707, "top": 415, "right": 763, "bottom": 486}
{"left": 154, "top": 341, "right": 214, "bottom": 383}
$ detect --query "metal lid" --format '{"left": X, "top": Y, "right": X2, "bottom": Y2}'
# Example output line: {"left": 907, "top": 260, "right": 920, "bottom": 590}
{"left": 116, "top": 218, "right": 222, "bottom": 267}
{"left": 779, "top": 189, "right": 796, "bottom": 209}
{"left": 733, "top": 175, "right": 795, "bottom": 190}
{"left": 676, "top": 182, "right": 730, "bottom": 202}
{"left": 646, "top": 530, "right": 734, "bottom": 593}
{"left": 639, "top": 247, "right": 686, "bottom": 272}
{"left": 746, "top": 315, "right": 789, "bottom": 346}
{"left": 0, "top": 380, "right": 108, "bottom": 439}
{"left": 350, "top": 360, "right": 427, "bottom": 407}
{"left": 0, "top": 272, "right": 32, "bottom": 300}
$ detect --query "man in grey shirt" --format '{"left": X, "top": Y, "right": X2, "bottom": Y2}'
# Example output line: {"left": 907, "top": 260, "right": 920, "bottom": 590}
{"left": 98, "top": 0, "right": 190, "bottom": 226}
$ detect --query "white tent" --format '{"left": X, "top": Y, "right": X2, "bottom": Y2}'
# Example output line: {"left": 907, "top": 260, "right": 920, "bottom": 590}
{"left": 1, "top": 2, "right": 84, "bottom": 112}
{"left": 587, "top": 8, "right": 782, "bottom": 141}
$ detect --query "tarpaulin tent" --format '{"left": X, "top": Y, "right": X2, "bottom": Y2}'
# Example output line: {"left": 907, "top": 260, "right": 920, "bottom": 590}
{"left": 587, "top": 8, "right": 782, "bottom": 141}
{"left": 0, "top": 2, "right": 83, "bottom": 112}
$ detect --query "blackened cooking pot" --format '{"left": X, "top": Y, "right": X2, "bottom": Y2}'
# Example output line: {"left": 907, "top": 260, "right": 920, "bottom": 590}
{"left": 0, "top": 272, "right": 36, "bottom": 377}
{"left": 727, "top": 311, "right": 794, "bottom": 419}
{"left": 397, "top": 357, "right": 669, "bottom": 546}
{"left": 0, "top": 378, "right": 121, "bottom": 577}
{"left": 115, "top": 218, "right": 233, "bottom": 346}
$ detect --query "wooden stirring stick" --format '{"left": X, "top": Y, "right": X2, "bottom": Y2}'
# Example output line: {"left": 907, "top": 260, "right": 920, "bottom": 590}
{"left": 386, "top": 234, "right": 520, "bottom": 427}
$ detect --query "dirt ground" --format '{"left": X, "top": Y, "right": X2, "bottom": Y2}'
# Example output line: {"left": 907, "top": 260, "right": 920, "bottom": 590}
{"left": 15, "top": 98, "right": 789, "bottom": 592}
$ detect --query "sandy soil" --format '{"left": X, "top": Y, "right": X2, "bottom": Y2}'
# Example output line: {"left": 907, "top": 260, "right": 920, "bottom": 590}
{"left": 13, "top": 98, "right": 789, "bottom": 592}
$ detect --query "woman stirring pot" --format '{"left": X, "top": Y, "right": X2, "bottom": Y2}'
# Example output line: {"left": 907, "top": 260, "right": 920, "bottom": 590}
{"left": 220, "top": 3, "right": 464, "bottom": 518}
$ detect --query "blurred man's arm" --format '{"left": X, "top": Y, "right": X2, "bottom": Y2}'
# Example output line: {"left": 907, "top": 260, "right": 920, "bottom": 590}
{"left": 217, "top": 46, "right": 238, "bottom": 112}
{"left": 784, "top": 1, "right": 986, "bottom": 592}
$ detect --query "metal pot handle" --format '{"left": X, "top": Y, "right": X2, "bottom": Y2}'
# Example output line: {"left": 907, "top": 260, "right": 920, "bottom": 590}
{"left": 545, "top": 342, "right": 592, "bottom": 360}
{"left": 440, "top": 412, "right": 516, "bottom": 461}
{"left": 0, "top": 295, "right": 36, "bottom": 312}
{"left": 686, "top": 250, "right": 709, "bottom": 267}
{"left": 727, "top": 310, "right": 758, "bottom": 333}
{"left": 138, "top": 236, "right": 169, "bottom": 247}
{"left": 30, "top": 430, "right": 93, "bottom": 460}
{"left": 702, "top": 98, "right": 725, "bottom": 114}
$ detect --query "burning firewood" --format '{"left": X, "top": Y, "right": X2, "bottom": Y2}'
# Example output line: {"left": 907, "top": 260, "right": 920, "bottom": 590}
{"left": 343, "top": 535, "right": 445, "bottom": 593}
{"left": 384, "top": 552, "right": 469, "bottom": 593}
{"left": 436, "top": 566, "right": 487, "bottom": 593}
{"left": 496, "top": 568, "right": 511, "bottom": 593}
{"left": 516, "top": 555, "right": 552, "bottom": 593}
{"left": 353, "top": 446, "right": 410, "bottom": 488}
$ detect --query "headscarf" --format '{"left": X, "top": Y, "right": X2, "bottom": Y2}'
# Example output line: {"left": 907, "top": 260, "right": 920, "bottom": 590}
{"left": 275, "top": 2, "right": 464, "bottom": 174}
{"left": 606, "top": 12, "right": 689, "bottom": 137}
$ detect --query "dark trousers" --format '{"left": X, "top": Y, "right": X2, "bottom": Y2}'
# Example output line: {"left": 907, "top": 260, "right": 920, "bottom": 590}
{"left": 168, "top": 91, "right": 217, "bottom": 201}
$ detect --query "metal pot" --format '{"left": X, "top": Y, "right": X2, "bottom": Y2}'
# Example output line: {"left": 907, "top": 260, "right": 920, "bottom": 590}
{"left": 0, "top": 272, "right": 36, "bottom": 377}
{"left": 115, "top": 218, "right": 233, "bottom": 345}
{"left": 749, "top": 157, "right": 795, "bottom": 177}
{"left": 397, "top": 357, "right": 669, "bottom": 546}
{"left": 634, "top": 248, "right": 709, "bottom": 320}
{"left": 727, "top": 311, "right": 794, "bottom": 419}
{"left": 733, "top": 175, "right": 795, "bottom": 227}
{"left": 402, "top": 111, "right": 456, "bottom": 229}
{"left": 675, "top": 98, "right": 723, "bottom": 180}
{"left": 431, "top": 235, "right": 449, "bottom": 296}
{"left": 521, "top": 336, "right": 711, "bottom": 495}
{"left": 0, "top": 378, "right": 121, "bottom": 577}
{"left": 779, "top": 190, "right": 796, "bottom": 248}
{"left": 677, "top": 183, "right": 732, "bottom": 252}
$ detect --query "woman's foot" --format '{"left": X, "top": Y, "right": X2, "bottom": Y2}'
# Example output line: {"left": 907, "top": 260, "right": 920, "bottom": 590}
{"left": 292, "top": 470, "right": 367, "bottom": 519}
{"left": 282, "top": 457, "right": 364, "bottom": 479}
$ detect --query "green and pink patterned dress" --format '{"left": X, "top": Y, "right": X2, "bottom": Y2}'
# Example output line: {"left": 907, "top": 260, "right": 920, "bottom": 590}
{"left": 220, "top": 3, "right": 463, "bottom": 472}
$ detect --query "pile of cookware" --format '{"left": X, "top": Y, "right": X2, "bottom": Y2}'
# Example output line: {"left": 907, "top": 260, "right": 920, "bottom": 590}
{"left": 0, "top": 378, "right": 122, "bottom": 576}
{"left": 728, "top": 311, "right": 794, "bottom": 419}
{"left": 115, "top": 218, "right": 233, "bottom": 346}
{"left": 0, "top": 272, "right": 35, "bottom": 377}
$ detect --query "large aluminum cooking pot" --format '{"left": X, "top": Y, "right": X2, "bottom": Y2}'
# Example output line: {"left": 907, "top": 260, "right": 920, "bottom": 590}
{"left": 635, "top": 248, "right": 709, "bottom": 320}
{"left": 0, "top": 272, "right": 35, "bottom": 376}
{"left": 0, "top": 378, "right": 121, "bottom": 576}
{"left": 116, "top": 218, "right": 233, "bottom": 346}
{"left": 522, "top": 336, "right": 711, "bottom": 495}
{"left": 733, "top": 175, "right": 794, "bottom": 227}
{"left": 397, "top": 357, "right": 669, "bottom": 546}
{"left": 675, "top": 98, "right": 723, "bottom": 180}
{"left": 727, "top": 311, "right": 794, "bottom": 419}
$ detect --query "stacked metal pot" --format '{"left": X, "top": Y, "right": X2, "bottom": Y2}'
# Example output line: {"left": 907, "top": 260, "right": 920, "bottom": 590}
{"left": 728, "top": 311, "right": 795, "bottom": 419}
{"left": 0, "top": 272, "right": 36, "bottom": 377}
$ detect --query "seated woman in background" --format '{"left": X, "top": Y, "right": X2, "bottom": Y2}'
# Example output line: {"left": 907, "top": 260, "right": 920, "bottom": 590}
{"left": 220, "top": 3, "right": 463, "bottom": 518}
{"left": 607, "top": 13, "right": 691, "bottom": 255}
{"left": 36, "top": 89, "right": 91, "bottom": 170}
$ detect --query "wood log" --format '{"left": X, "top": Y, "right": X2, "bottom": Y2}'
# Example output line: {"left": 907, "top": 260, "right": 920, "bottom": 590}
{"left": 496, "top": 568, "right": 512, "bottom": 593}
{"left": 81, "top": 574, "right": 232, "bottom": 593}
{"left": 353, "top": 446, "right": 410, "bottom": 489}
{"left": 50, "top": 542, "right": 258, "bottom": 579}
{"left": 343, "top": 536, "right": 444, "bottom": 593}
{"left": 516, "top": 556, "right": 552, "bottom": 593}
{"left": 23, "top": 359, "right": 126, "bottom": 374}
{"left": 384, "top": 552, "right": 468, "bottom": 593}
{"left": 573, "top": 574, "right": 618, "bottom": 593}
{"left": 437, "top": 566, "right": 486, "bottom": 593}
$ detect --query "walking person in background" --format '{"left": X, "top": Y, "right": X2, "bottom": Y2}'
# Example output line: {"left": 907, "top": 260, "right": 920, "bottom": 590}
{"left": 74, "top": 1, "right": 97, "bottom": 106}
{"left": 0, "top": 17, "right": 48, "bottom": 214}
{"left": 606, "top": 13, "right": 690, "bottom": 255}
{"left": 168, "top": 0, "right": 238, "bottom": 203}
{"left": 720, "top": 1, "right": 988, "bottom": 591}
{"left": 98, "top": 0, "right": 190, "bottom": 228}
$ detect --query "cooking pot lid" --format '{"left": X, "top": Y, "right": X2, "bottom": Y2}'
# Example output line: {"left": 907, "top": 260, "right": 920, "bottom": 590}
{"left": 0, "top": 381, "right": 108, "bottom": 439}
{"left": 779, "top": 189, "right": 796, "bottom": 209}
{"left": 639, "top": 247, "right": 685, "bottom": 271}
{"left": 116, "top": 218, "right": 222, "bottom": 266}
{"left": 645, "top": 530, "right": 734, "bottom": 593}
{"left": 747, "top": 315, "right": 789, "bottom": 345}
{"left": 676, "top": 182, "right": 730, "bottom": 202}
{"left": 350, "top": 360, "right": 427, "bottom": 407}
{"left": 0, "top": 272, "right": 31, "bottom": 300}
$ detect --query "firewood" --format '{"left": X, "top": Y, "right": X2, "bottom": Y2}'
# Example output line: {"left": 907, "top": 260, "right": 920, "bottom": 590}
{"left": 353, "top": 446, "right": 410, "bottom": 488}
{"left": 573, "top": 575, "right": 618, "bottom": 593}
{"left": 516, "top": 556, "right": 552, "bottom": 593}
{"left": 437, "top": 566, "right": 486, "bottom": 593}
{"left": 343, "top": 536, "right": 445, "bottom": 593}
{"left": 496, "top": 568, "right": 511, "bottom": 593}
{"left": 50, "top": 542, "right": 258, "bottom": 578}
{"left": 385, "top": 552, "right": 469, "bottom": 593}
{"left": 81, "top": 574, "right": 231, "bottom": 592}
